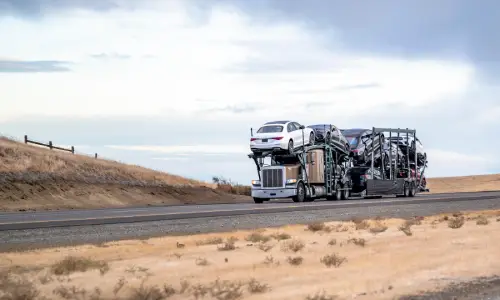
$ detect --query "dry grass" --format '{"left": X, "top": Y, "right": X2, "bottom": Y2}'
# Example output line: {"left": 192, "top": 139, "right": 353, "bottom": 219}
{"left": 247, "top": 278, "right": 270, "bottom": 294}
{"left": 306, "top": 222, "right": 331, "bottom": 232}
{"left": 369, "top": 221, "right": 388, "bottom": 234}
{"left": 195, "top": 237, "right": 224, "bottom": 246}
{"left": 320, "top": 253, "right": 347, "bottom": 268}
{"left": 476, "top": 215, "right": 490, "bottom": 225}
{"left": 306, "top": 290, "right": 338, "bottom": 300}
{"left": 3, "top": 209, "right": 500, "bottom": 300}
{"left": 347, "top": 238, "right": 366, "bottom": 247}
{"left": 270, "top": 232, "right": 292, "bottom": 241}
{"left": 286, "top": 256, "right": 304, "bottom": 266}
{"left": 50, "top": 256, "right": 109, "bottom": 276}
{"left": 448, "top": 216, "right": 465, "bottom": 229}
{"left": 281, "top": 239, "right": 305, "bottom": 253}
{"left": 245, "top": 232, "right": 271, "bottom": 243}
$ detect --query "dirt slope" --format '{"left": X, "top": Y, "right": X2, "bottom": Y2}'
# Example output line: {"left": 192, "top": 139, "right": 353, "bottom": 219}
{"left": 427, "top": 173, "right": 500, "bottom": 194}
{"left": 1, "top": 210, "right": 499, "bottom": 300}
{"left": 0, "top": 137, "right": 250, "bottom": 211}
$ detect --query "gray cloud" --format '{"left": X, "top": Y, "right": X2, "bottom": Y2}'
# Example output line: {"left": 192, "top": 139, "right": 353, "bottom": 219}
{"left": 90, "top": 53, "right": 131, "bottom": 60}
{"left": 210, "top": 0, "right": 500, "bottom": 80}
{"left": 0, "top": 59, "right": 71, "bottom": 72}
{"left": 0, "top": 0, "right": 119, "bottom": 17}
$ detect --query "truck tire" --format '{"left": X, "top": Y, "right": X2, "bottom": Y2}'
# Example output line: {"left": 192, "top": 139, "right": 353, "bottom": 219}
{"left": 404, "top": 182, "right": 410, "bottom": 197}
{"left": 334, "top": 188, "right": 341, "bottom": 200}
{"left": 408, "top": 182, "right": 416, "bottom": 197}
{"left": 253, "top": 197, "right": 265, "bottom": 204}
{"left": 341, "top": 184, "right": 349, "bottom": 200}
{"left": 292, "top": 181, "right": 306, "bottom": 202}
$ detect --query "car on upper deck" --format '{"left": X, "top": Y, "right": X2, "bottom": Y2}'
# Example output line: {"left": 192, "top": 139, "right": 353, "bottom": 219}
{"left": 250, "top": 120, "right": 315, "bottom": 154}
{"left": 307, "top": 124, "right": 350, "bottom": 152}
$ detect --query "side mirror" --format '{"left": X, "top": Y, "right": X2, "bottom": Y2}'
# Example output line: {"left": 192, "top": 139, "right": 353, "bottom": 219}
{"left": 299, "top": 125, "right": 305, "bottom": 130}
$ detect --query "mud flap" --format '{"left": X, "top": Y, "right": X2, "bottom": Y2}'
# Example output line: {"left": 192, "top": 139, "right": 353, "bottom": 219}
{"left": 366, "top": 179, "right": 405, "bottom": 196}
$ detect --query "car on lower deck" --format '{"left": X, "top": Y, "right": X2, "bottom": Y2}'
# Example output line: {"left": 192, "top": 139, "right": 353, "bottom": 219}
{"left": 346, "top": 166, "right": 383, "bottom": 197}
{"left": 250, "top": 120, "right": 315, "bottom": 154}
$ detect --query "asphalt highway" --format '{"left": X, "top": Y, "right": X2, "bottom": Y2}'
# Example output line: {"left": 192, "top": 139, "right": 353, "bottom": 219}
{"left": 1, "top": 190, "right": 500, "bottom": 251}
{"left": 0, "top": 191, "right": 499, "bottom": 231}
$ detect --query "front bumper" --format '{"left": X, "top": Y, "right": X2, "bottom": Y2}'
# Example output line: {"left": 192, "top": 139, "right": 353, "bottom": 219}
{"left": 251, "top": 187, "right": 297, "bottom": 199}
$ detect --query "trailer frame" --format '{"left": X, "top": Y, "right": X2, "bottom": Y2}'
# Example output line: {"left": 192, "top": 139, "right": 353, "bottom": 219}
{"left": 364, "top": 127, "right": 428, "bottom": 198}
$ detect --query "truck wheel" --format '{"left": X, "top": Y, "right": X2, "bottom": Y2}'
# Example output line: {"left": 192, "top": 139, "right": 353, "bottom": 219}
{"left": 253, "top": 197, "right": 264, "bottom": 204}
{"left": 292, "top": 182, "right": 306, "bottom": 202}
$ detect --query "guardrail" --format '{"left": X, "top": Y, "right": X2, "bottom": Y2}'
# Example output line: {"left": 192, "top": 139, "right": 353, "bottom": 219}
{"left": 24, "top": 135, "right": 99, "bottom": 158}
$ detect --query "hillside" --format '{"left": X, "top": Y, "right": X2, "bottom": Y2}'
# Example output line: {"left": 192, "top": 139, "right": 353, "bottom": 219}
{"left": 1, "top": 136, "right": 499, "bottom": 212}
{"left": 0, "top": 137, "right": 250, "bottom": 212}
{"left": 427, "top": 173, "right": 500, "bottom": 194}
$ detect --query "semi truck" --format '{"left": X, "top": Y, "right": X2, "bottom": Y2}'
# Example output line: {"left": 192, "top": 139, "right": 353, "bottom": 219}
{"left": 247, "top": 126, "right": 429, "bottom": 203}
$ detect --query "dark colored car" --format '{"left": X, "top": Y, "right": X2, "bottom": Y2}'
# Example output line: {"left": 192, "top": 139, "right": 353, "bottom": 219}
{"left": 340, "top": 128, "right": 386, "bottom": 166}
{"left": 346, "top": 166, "right": 383, "bottom": 197}
{"left": 307, "top": 124, "right": 350, "bottom": 151}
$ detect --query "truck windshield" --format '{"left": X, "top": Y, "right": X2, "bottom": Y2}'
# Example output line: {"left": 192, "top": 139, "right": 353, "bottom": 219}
{"left": 257, "top": 125, "right": 283, "bottom": 133}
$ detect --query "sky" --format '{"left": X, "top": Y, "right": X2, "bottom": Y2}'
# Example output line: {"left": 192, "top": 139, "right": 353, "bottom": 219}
{"left": 1, "top": 0, "right": 500, "bottom": 184}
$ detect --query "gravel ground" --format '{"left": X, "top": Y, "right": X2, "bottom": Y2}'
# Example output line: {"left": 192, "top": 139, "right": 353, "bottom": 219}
{"left": 1, "top": 197, "right": 499, "bottom": 252}
{"left": 398, "top": 276, "right": 500, "bottom": 300}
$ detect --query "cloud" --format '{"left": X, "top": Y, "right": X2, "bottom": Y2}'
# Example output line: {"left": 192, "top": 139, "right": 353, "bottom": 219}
{"left": 90, "top": 53, "right": 131, "bottom": 60}
{"left": 0, "top": 59, "right": 71, "bottom": 72}
{"left": 0, "top": 1, "right": 475, "bottom": 123}
{"left": 0, "top": 0, "right": 498, "bottom": 184}
{"left": 105, "top": 144, "right": 249, "bottom": 155}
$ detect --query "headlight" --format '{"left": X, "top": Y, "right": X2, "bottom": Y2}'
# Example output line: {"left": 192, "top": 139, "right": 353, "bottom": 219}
{"left": 251, "top": 180, "right": 260, "bottom": 186}
{"left": 286, "top": 179, "right": 297, "bottom": 184}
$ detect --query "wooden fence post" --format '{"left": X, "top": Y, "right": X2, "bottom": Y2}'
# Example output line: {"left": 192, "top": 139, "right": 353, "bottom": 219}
{"left": 24, "top": 135, "right": 28, "bottom": 144}
{"left": 49, "top": 141, "right": 53, "bottom": 149}
{"left": 95, "top": 153, "right": 98, "bottom": 159}
{"left": 71, "top": 146, "right": 75, "bottom": 154}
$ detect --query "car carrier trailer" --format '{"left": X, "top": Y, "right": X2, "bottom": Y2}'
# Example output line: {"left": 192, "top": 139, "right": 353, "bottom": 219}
{"left": 363, "top": 127, "right": 429, "bottom": 198}
{"left": 248, "top": 125, "right": 353, "bottom": 203}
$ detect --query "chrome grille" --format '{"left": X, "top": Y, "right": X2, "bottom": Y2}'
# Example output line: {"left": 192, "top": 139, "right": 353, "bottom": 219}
{"left": 262, "top": 168, "right": 284, "bottom": 188}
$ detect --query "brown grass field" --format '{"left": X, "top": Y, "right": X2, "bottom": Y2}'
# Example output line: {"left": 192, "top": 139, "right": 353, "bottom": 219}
{"left": 0, "top": 136, "right": 498, "bottom": 211}
{"left": 1, "top": 210, "right": 500, "bottom": 300}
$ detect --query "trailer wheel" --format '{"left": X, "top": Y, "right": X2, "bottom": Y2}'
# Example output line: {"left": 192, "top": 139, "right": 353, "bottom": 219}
{"left": 341, "top": 185, "right": 349, "bottom": 200}
{"left": 333, "top": 187, "right": 342, "bottom": 200}
{"left": 408, "top": 182, "right": 416, "bottom": 197}
{"left": 403, "top": 182, "right": 410, "bottom": 197}
{"left": 292, "top": 182, "right": 306, "bottom": 202}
